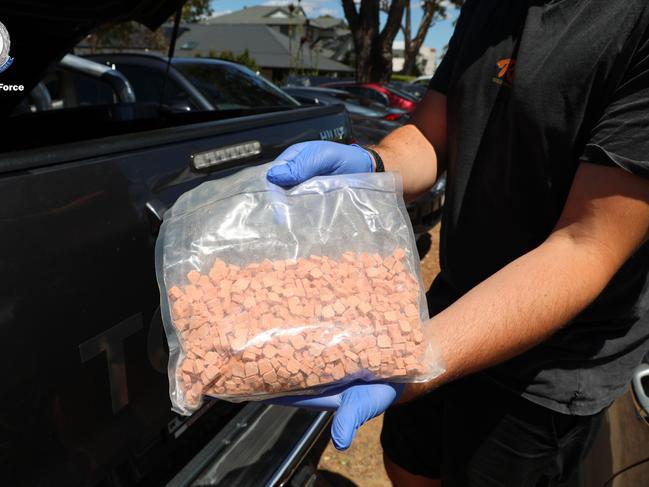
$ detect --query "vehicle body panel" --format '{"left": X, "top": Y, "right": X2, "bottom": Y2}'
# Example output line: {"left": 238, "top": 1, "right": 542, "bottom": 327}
{"left": 282, "top": 86, "right": 402, "bottom": 146}
{"left": 0, "top": 102, "right": 353, "bottom": 486}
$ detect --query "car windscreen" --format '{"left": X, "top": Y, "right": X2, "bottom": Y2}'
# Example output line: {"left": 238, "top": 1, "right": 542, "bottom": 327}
{"left": 174, "top": 61, "right": 298, "bottom": 110}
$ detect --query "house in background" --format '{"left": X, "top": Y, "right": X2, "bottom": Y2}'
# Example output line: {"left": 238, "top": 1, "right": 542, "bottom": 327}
{"left": 309, "top": 15, "right": 353, "bottom": 64}
{"left": 392, "top": 41, "right": 437, "bottom": 75}
{"left": 173, "top": 23, "right": 353, "bottom": 81}
{"left": 205, "top": 6, "right": 439, "bottom": 78}
{"left": 203, "top": 5, "right": 308, "bottom": 38}
{"left": 188, "top": 5, "right": 353, "bottom": 81}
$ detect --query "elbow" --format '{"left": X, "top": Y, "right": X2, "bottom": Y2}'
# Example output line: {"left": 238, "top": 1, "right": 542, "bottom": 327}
{"left": 544, "top": 229, "right": 623, "bottom": 286}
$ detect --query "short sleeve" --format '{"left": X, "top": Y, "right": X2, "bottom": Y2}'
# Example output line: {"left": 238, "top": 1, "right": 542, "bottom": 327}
{"left": 581, "top": 31, "right": 649, "bottom": 179}
{"left": 429, "top": 1, "right": 477, "bottom": 95}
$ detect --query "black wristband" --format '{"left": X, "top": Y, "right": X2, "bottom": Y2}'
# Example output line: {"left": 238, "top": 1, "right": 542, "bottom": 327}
{"left": 364, "top": 146, "right": 385, "bottom": 173}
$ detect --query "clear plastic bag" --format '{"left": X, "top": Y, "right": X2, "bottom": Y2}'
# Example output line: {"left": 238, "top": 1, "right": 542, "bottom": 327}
{"left": 156, "top": 163, "right": 443, "bottom": 415}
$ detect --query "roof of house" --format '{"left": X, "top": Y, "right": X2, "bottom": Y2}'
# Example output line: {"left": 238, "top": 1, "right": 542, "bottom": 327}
{"left": 174, "top": 24, "right": 353, "bottom": 72}
{"left": 203, "top": 6, "right": 307, "bottom": 25}
{"left": 310, "top": 15, "right": 346, "bottom": 30}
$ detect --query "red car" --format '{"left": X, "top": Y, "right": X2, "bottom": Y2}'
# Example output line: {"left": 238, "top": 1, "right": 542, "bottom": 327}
{"left": 321, "top": 82, "right": 419, "bottom": 112}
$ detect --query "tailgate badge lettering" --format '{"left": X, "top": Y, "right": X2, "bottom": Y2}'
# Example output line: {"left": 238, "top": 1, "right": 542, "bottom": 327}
{"left": 320, "top": 126, "right": 346, "bottom": 142}
{"left": 79, "top": 313, "right": 143, "bottom": 413}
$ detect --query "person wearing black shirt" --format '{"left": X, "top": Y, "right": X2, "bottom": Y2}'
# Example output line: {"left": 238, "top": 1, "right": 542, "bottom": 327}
{"left": 266, "top": 0, "right": 649, "bottom": 485}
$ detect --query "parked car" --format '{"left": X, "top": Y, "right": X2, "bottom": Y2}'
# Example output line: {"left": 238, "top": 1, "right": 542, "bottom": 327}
{"left": 283, "top": 87, "right": 409, "bottom": 144}
{"left": 0, "top": 5, "right": 446, "bottom": 481}
{"left": 282, "top": 86, "right": 402, "bottom": 145}
{"left": 285, "top": 74, "right": 354, "bottom": 87}
{"left": 320, "top": 81, "right": 420, "bottom": 112}
{"left": 84, "top": 52, "right": 443, "bottom": 235}
{"left": 1, "top": 10, "right": 353, "bottom": 487}
{"left": 387, "top": 81, "right": 427, "bottom": 101}
{"left": 283, "top": 85, "right": 408, "bottom": 122}
{"left": 83, "top": 53, "right": 299, "bottom": 112}
{"left": 282, "top": 85, "right": 444, "bottom": 237}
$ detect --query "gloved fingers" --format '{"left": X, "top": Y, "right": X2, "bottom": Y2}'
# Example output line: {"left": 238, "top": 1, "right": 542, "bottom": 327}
{"left": 268, "top": 141, "right": 346, "bottom": 186}
{"left": 267, "top": 141, "right": 373, "bottom": 187}
{"left": 329, "top": 382, "right": 404, "bottom": 450}
{"left": 332, "top": 144, "right": 373, "bottom": 175}
{"left": 267, "top": 162, "right": 301, "bottom": 187}
{"left": 330, "top": 400, "right": 364, "bottom": 451}
{"left": 267, "top": 143, "right": 310, "bottom": 187}
{"left": 272, "top": 142, "right": 308, "bottom": 165}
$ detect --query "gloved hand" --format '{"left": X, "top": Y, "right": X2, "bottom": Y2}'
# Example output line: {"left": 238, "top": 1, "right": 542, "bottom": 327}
{"left": 267, "top": 141, "right": 374, "bottom": 187}
{"left": 270, "top": 381, "right": 404, "bottom": 450}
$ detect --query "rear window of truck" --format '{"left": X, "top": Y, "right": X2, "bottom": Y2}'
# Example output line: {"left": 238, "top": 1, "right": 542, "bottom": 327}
{"left": 174, "top": 61, "right": 298, "bottom": 110}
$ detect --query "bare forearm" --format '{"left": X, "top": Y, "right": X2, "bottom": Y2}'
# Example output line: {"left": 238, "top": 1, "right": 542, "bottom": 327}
{"left": 400, "top": 235, "right": 616, "bottom": 402}
{"left": 371, "top": 124, "right": 439, "bottom": 198}
{"left": 398, "top": 162, "right": 649, "bottom": 403}
{"left": 370, "top": 90, "right": 448, "bottom": 199}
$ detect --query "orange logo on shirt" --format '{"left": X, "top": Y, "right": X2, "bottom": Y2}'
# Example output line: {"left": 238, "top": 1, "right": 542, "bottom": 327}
{"left": 493, "top": 58, "right": 516, "bottom": 87}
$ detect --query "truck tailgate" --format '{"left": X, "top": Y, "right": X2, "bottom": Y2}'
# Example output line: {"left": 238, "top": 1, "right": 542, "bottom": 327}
{"left": 0, "top": 104, "right": 351, "bottom": 486}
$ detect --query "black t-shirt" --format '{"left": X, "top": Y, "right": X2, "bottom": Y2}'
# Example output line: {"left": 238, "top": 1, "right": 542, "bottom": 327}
{"left": 429, "top": 0, "right": 649, "bottom": 415}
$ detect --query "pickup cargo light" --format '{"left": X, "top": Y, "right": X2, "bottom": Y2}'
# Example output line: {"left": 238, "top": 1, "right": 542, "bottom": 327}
{"left": 191, "top": 141, "right": 262, "bottom": 170}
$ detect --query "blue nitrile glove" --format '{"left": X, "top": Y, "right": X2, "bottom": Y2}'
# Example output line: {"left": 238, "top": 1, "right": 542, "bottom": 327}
{"left": 270, "top": 381, "right": 404, "bottom": 450}
{"left": 267, "top": 141, "right": 374, "bottom": 187}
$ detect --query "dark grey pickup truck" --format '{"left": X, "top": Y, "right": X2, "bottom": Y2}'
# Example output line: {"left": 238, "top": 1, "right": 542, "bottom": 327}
{"left": 0, "top": 2, "right": 355, "bottom": 485}
{"left": 0, "top": 1, "right": 447, "bottom": 485}
{"left": 7, "top": 2, "right": 649, "bottom": 487}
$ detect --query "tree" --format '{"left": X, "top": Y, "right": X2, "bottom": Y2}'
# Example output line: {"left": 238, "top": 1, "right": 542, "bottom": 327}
{"left": 400, "top": 0, "right": 464, "bottom": 76}
{"left": 82, "top": 0, "right": 212, "bottom": 54}
{"left": 341, "top": 0, "right": 406, "bottom": 83}
{"left": 181, "top": 0, "right": 213, "bottom": 23}
{"left": 84, "top": 22, "right": 167, "bottom": 53}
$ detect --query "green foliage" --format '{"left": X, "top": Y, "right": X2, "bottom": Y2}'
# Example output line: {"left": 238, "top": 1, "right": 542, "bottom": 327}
{"left": 181, "top": 0, "right": 213, "bottom": 23}
{"left": 83, "top": 21, "right": 167, "bottom": 52}
{"left": 212, "top": 49, "right": 260, "bottom": 72}
{"left": 423, "top": 0, "right": 464, "bottom": 20}
{"left": 396, "top": 0, "right": 465, "bottom": 75}
{"left": 81, "top": 0, "right": 213, "bottom": 54}
{"left": 392, "top": 74, "right": 416, "bottom": 82}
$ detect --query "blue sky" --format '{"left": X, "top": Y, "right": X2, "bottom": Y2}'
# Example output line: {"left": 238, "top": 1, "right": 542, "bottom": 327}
{"left": 209, "top": 1, "right": 460, "bottom": 55}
